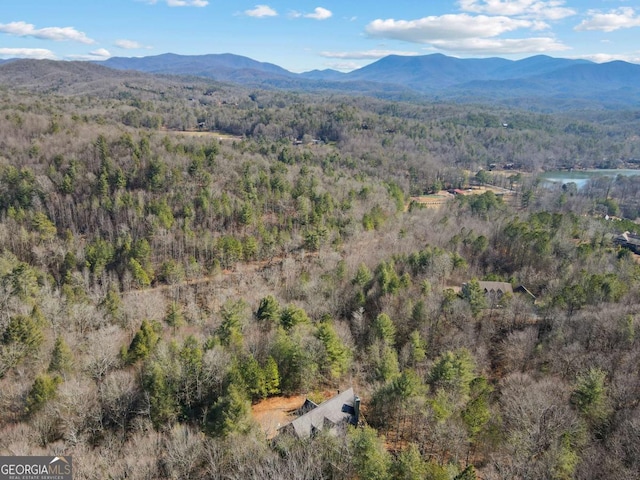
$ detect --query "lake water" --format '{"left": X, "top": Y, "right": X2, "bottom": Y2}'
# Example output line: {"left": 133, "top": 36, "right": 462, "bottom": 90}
{"left": 539, "top": 169, "right": 640, "bottom": 189}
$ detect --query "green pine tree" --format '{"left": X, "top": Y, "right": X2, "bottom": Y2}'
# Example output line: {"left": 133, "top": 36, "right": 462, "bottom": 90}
{"left": 571, "top": 367, "right": 609, "bottom": 422}
{"left": 48, "top": 336, "right": 73, "bottom": 375}
{"left": 391, "top": 444, "right": 429, "bottom": 480}
{"left": 429, "top": 349, "right": 477, "bottom": 399}
{"left": 26, "top": 373, "right": 62, "bottom": 414}
{"left": 373, "top": 313, "right": 396, "bottom": 346}
{"left": 208, "top": 384, "right": 254, "bottom": 437}
{"left": 238, "top": 355, "right": 267, "bottom": 400}
{"left": 218, "top": 299, "right": 248, "bottom": 348}
{"left": 454, "top": 465, "right": 478, "bottom": 480}
{"left": 279, "top": 304, "right": 310, "bottom": 330}
{"left": 316, "top": 320, "right": 351, "bottom": 380}
{"left": 124, "top": 319, "right": 161, "bottom": 364}
{"left": 2, "top": 315, "right": 44, "bottom": 355}
{"left": 101, "top": 285, "right": 123, "bottom": 321}
{"left": 348, "top": 425, "right": 391, "bottom": 480}
{"left": 462, "top": 279, "right": 487, "bottom": 317}
{"left": 165, "top": 301, "right": 185, "bottom": 329}
{"left": 461, "top": 377, "right": 492, "bottom": 441}
{"left": 144, "top": 362, "right": 179, "bottom": 428}
{"left": 263, "top": 356, "right": 280, "bottom": 396}
{"left": 256, "top": 295, "right": 280, "bottom": 326}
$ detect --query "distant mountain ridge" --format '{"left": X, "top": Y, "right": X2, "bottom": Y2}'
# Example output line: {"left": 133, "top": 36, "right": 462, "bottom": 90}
{"left": 2, "top": 52, "right": 640, "bottom": 109}
{"left": 96, "top": 52, "right": 640, "bottom": 108}
{"left": 100, "top": 53, "right": 297, "bottom": 86}
{"left": 105, "top": 52, "right": 289, "bottom": 73}
{"left": 98, "top": 52, "right": 602, "bottom": 90}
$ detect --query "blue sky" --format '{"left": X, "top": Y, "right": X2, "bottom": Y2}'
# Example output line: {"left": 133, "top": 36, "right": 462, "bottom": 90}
{"left": 1, "top": 0, "right": 639, "bottom": 72}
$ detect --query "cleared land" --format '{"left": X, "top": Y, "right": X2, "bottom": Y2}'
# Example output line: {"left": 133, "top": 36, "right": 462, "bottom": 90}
{"left": 410, "top": 186, "right": 516, "bottom": 208}
{"left": 160, "top": 128, "right": 242, "bottom": 140}
{"left": 252, "top": 395, "right": 306, "bottom": 439}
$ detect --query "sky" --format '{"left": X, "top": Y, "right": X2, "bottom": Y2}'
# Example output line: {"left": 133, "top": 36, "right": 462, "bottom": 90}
{"left": 1, "top": 0, "right": 640, "bottom": 72}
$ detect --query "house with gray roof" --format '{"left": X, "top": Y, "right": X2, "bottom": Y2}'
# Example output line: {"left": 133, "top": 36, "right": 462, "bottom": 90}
{"left": 461, "top": 280, "right": 536, "bottom": 308}
{"left": 477, "top": 281, "right": 513, "bottom": 297}
{"left": 278, "top": 388, "right": 360, "bottom": 438}
{"left": 614, "top": 231, "right": 640, "bottom": 254}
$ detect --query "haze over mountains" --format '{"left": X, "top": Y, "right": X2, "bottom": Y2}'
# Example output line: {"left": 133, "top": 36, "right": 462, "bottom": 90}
{"left": 95, "top": 52, "right": 640, "bottom": 109}
{"left": 2, "top": 52, "right": 640, "bottom": 109}
{"left": 104, "top": 52, "right": 640, "bottom": 109}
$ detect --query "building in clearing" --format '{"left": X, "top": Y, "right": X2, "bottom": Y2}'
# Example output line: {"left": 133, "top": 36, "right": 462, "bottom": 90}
{"left": 477, "top": 281, "right": 513, "bottom": 297}
{"left": 278, "top": 388, "right": 360, "bottom": 438}
{"left": 614, "top": 231, "right": 640, "bottom": 254}
{"left": 462, "top": 281, "right": 535, "bottom": 306}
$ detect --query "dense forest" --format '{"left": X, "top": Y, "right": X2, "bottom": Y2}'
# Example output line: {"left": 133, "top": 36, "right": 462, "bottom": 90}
{"left": 1, "top": 62, "right": 640, "bottom": 479}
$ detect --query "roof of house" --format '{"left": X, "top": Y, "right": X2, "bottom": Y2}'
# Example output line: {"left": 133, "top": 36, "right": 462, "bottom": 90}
{"left": 478, "top": 281, "right": 513, "bottom": 295}
{"left": 281, "top": 388, "right": 357, "bottom": 438}
{"left": 615, "top": 232, "right": 640, "bottom": 247}
{"left": 515, "top": 285, "right": 536, "bottom": 300}
{"left": 297, "top": 398, "right": 318, "bottom": 416}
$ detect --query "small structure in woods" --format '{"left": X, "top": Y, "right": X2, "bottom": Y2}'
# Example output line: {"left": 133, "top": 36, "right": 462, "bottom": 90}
{"left": 477, "top": 281, "right": 513, "bottom": 297}
{"left": 278, "top": 388, "right": 360, "bottom": 438}
{"left": 614, "top": 231, "right": 640, "bottom": 254}
{"left": 461, "top": 280, "right": 536, "bottom": 307}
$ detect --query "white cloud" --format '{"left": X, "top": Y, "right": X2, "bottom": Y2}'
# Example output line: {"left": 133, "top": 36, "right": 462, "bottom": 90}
{"left": 65, "top": 49, "right": 113, "bottom": 61}
{"left": 90, "top": 48, "right": 111, "bottom": 58}
{"left": 144, "top": 0, "right": 208, "bottom": 6}
{"left": 575, "top": 7, "right": 640, "bottom": 32}
{"left": 114, "top": 39, "right": 137, "bottom": 49}
{"left": 320, "top": 49, "right": 421, "bottom": 59}
{"left": 362, "top": 12, "right": 569, "bottom": 55}
{"left": 115, "top": 39, "right": 144, "bottom": 49}
{"left": 304, "top": 7, "right": 332, "bottom": 20}
{"left": 429, "top": 36, "right": 570, "bottom": 54}
{"left": 325, "top": 61, "right": 363, "bottom": 72}
{"left": 366, "top": 14, "right": 542, "bottom": 43}
{"left": 245, "top": 5, "right": 278, "bottom": 17}
{"left": 576, "top": 53, "right": 630, "bottom": 63}
{"left": 289, "top": 7, "right": 333, "bottom": 20}
{"left": 0, "top": 21, "right": 94, "bottom": 44}
{"left": 166, "top": 0, "right": 208, "bottom": 6}
{"left": 459, "top": 0, "right": 575, "bottom": 20}
{"left": 0, "top": 47, "right": 57, "bottom": 59}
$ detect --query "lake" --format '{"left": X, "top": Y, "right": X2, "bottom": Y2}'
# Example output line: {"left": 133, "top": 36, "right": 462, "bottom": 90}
{"left": 539, "top": 169, "right": 640, "bottom": 189}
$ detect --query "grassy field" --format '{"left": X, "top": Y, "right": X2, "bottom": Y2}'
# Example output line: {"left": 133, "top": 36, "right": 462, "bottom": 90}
{"left": 160, "top": 128, "right": 243, "bottom": 141}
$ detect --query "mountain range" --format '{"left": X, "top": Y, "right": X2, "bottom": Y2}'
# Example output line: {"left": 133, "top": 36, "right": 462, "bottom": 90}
{"left": 98, "top": 53, "right": 640, "bottom": 109}
{"left": 2, "top": 52, "right": 640, "bottom": 110}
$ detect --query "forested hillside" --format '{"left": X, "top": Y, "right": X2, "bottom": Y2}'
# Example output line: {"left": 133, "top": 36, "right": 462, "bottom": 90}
{"left": 0, "top": 62, "right": 639, "bottom": 479}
